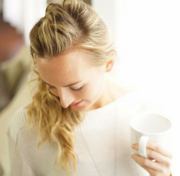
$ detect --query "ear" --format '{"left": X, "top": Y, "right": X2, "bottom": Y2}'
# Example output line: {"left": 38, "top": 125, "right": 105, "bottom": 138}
{"left": 105, "top": 59, "right": 115, "bottom": 72}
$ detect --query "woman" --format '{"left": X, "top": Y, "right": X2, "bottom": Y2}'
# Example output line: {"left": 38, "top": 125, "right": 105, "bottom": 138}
{"left": 6, "top": 0, "right": 172, "bottom": 175}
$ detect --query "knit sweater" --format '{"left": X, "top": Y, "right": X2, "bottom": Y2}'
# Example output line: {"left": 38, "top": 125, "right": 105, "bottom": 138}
{"left": 6, "top": 89, "right": 162, "bottom": 176}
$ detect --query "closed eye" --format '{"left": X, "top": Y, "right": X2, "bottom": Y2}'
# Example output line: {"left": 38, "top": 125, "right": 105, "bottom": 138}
{"left": 48, "top": 85, "right": 83, "bottom": 91}
{"left": 71, "top": 87, "right": 83, "bottom": 91}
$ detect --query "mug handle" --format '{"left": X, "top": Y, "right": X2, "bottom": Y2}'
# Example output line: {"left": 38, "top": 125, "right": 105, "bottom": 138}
{"left": 138, "top": 136, "right": 149, "bottom": 158}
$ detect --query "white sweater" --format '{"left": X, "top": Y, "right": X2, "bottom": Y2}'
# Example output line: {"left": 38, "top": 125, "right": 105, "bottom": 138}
{"left": 6, "top": 89, "right": 162, "bottom": 176}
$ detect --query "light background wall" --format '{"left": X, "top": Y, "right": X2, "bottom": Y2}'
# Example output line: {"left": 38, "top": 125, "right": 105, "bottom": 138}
{"left": 92, "top": 0, "right": 180, "bottom": 90}
{"left": 92, "top": 0, "right": 180, "bottom": 114}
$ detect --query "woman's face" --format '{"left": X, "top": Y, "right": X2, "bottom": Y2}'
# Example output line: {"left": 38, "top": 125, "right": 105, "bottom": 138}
{"left": 36, "top": 49, "right": 110, "bottom": 111}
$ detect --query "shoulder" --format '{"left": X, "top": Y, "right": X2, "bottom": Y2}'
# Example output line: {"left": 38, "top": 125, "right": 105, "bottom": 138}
{"left": 114, "top": 85, "right": 161, "bottom": 114}
{"left": 108, "top": 77, "right": 152, "bottom": 102}
{"left": 6, "top": 107, "right": 29, "bottom": 143}
{"left": 107, "top": 77, "right": 152, "bottom": 104}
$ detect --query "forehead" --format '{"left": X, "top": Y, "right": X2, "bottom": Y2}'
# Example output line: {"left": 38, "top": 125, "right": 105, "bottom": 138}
{"left": 36, "top": 50, "right": 92, "bottom": 85}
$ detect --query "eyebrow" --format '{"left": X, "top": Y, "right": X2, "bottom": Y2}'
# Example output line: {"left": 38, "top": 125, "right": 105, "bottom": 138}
{"left": 42, "top": 80, "right": 82, "bottom": 87}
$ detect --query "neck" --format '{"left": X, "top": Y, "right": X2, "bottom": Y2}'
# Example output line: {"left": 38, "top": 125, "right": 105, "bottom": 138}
{"left": 87, "top": 76, "right": 115, "bottom": 111}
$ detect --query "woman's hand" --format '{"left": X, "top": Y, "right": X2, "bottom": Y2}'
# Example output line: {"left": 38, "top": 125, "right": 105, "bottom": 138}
{"left": 131, "top": 141, "right": 172, "bottom": 176}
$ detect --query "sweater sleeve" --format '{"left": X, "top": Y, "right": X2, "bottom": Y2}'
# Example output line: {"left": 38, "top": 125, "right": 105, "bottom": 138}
{"left": 6, "top": 109, "right": 34, "bottom": 176}
{"left": 8, "top": 135, "right": 22, "bottom": 176}
{"left": 8, "top": 133, "right": 35, "bottom": 176}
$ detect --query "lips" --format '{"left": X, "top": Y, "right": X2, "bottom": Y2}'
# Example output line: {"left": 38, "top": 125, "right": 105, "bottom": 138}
{"left": 70, "top": 100, "right": 83, "bottom": 107}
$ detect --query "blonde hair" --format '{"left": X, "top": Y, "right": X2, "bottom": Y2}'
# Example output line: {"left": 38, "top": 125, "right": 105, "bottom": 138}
{"left": 28, "top": 0, "right": 116, "bottom": 175}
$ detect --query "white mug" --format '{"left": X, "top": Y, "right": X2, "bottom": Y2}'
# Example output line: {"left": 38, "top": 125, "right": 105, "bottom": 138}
{"left": 130, "top": 112, "right": 172, "bottom": 158}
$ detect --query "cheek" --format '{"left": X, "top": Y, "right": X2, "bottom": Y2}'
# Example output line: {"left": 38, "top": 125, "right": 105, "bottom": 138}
{"left": 48, "top": 73, "right": 106, "bottom": 101}
{"left": 82, "top": 78, "right": 106, "bottom": 100}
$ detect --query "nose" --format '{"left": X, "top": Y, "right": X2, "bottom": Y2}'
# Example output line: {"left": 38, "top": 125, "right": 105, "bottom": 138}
{"left": 57, "top": 88, "right": 74, "bottom": 108}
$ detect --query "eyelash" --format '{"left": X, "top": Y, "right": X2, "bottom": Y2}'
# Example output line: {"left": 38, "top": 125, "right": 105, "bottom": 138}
{"left": 71, "top": 87, "right": 82, "bottom": 91}
{"left": 48, "top": 85, "right": 83, "bottom": 91}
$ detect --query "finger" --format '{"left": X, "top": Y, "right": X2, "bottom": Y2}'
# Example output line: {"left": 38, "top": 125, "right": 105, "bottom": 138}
{"left": 131, "top": 143, "right": 139, "bottom": 150}
{"left": 132, "top": 143, "right": 172, "bottom": 170}
{"left": 146, "top": 141, "right": 173, "bottom": 158}
{"left": 137, "top": 160, "right": 171, "bottom": 176}
{"left": 137, "top": 162, "right": 159, "bottom": 175}
{"left": 132, "top": 154, "right": 168, "bottom": 172}
{"left": 132, "top": 142, "right": 173, "bottom": 158}
{"left": 146, "top": 148, "right": 172, "bottom": 167}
